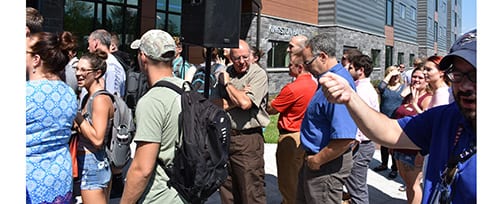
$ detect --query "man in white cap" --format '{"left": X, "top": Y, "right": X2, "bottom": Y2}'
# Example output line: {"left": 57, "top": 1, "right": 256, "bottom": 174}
{"left": 319, "top": 29, "right": 477, "bottom": 204}
{"left": 121, "top": 29, "right": 187, "bottom": 204}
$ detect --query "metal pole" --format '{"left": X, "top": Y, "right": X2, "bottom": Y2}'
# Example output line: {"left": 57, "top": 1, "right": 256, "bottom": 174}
{"left": 204, "top": 47, "right": 213, "bottom": 98}
{"left": 253, "top": 0, "right": 261, "bottom": 49}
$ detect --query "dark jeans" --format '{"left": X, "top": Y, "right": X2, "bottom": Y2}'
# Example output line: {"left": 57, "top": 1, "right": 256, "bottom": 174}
{"left": 219, "top": 130, "right": 266, "bottom": 204}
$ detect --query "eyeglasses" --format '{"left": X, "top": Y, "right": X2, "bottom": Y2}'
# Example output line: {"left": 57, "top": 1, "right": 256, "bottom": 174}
{"left": 445, "top": 65, "right": 476, "bottom": 83}
{"left": 73, "top": 66, "right": 96, "bottom": 73}
{"left": 305, "top": 55, "right": 319, "bottom": 66}
{"left": 231, "top": 55, "right": 249, "bottom": 61}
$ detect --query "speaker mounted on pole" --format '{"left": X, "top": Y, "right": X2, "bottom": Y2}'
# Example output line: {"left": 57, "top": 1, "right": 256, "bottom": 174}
{"left": 181, "top": 0, "right": 242, "bottom": 48}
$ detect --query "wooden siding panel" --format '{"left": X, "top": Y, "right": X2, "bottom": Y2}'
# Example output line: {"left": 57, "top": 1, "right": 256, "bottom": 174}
{"left": 262, "top": 0, "right": 318, "bottom": 24}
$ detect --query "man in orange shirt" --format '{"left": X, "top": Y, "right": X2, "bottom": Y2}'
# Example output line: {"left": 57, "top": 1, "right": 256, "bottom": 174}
{"left": 267, "top": 53, "right": 317, "bottom": 204}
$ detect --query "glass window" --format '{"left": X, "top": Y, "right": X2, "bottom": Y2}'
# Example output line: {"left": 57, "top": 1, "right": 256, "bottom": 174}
{"left": 157, "top": 0, "right": 182, "bottom": 36}
{"left": 410, "top": 7, "right": 416, "bottom": 21}
{"left": 397, "top": 52, "right": 404, "bottom": 65}
{"left": 371, "top": 49, "right": 381, "bottom": 68}
{"left": 386, "top": 0, "right": 394, "bottom": 25}
{"left": 156, "top": 13, "right": 166, "bottom": 29}
{"left": 107, "top": 0, "right": 124, "bottom": 3}
{"left": 64, "top": 0, "right": 96, "bottom": 55}
{"left": 399, "top": 3, "right": 406, "bottom": 19}
{"left": 169, "top": 0, "right": 182, "bottom": 13}
{"left": 385, "top": 46, "right": 393, "bottom": 68}
{"left": 168, "top": 13, "right": 181, "bottom": 37}
{"left": 427, "top": 17, "right": 433, "bottom": 30}
{"left": 434, "top": 22, "right": 438, "bottom": 42}
{"left": 64, "top": 0, "right": 139, "bottom": 56}
{"left": 157, "top": 0, "right": 167, "bottom": 10}
{"left": 106, "top": 5, "right": 123, "bottom": 32}
{"left": 127, "top": 0, "right": 138, "bottom": 6}
{"left": 267, "top": 41, "right": 288, "bottom": 68}
{"left": 409, "top": 53, "right": 415, "bottom": 67}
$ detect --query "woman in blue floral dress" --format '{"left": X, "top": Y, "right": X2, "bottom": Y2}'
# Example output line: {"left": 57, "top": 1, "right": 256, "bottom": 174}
{"left": 26, "top": 32, "right": 78, "bottom": 204}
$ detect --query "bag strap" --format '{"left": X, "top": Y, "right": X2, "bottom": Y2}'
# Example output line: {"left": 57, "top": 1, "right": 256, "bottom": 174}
{"left": 83, "top": 90, "right": 115, "bottom": 121}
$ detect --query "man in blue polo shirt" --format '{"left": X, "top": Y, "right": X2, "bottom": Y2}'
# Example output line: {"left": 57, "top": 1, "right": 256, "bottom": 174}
{"left": 296, "top": 33, "right": 358, "bottom": 204}
{"left": 319, "top": 29, "right": 477, "bottom": 204}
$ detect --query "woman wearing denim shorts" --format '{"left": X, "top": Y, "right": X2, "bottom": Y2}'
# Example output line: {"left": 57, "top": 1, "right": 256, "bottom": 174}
{"left": 74, "top": 50, "right": 115, "bottom": 203}
{"left": 392, "top": 67, "right": 432, "bottom": 204}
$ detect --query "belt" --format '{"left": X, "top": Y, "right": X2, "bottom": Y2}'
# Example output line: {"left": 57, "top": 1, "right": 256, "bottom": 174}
{"left": 230, "top": 127, "right": 262, "bottom": 136}
{"left": 278, "top": 129, "right": 298, "bottom": 135}
{"left": 361, "top": 140, "right": 372, "bottom": 144}
{"left": 306, "top": 147, "right": 353, "bottom": 156}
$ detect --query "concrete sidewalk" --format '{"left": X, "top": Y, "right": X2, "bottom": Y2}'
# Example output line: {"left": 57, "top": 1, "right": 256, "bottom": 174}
{"left": 205, "top": 143, "right": 407, "bottom": 204}
{"left": 107, "top": 143, "right": 407, "bottom": 204}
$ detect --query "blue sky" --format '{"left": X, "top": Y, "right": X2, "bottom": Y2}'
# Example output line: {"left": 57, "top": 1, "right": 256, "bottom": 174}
{"left": 462, "top": 0, "right": 476, "bottom": 34}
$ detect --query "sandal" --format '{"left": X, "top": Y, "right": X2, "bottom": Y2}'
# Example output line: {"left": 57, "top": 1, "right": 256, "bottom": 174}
{"left": 373, "top": 165, "right": 388, "bottom": 172}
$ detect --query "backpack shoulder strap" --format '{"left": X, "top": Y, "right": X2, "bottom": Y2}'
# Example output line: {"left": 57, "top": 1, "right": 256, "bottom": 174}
{"left": 153, "top": 80, "right": 193, "bottom": 94}
{"left": 152, "top": 80, "right": 184, "bottom": 94}
{"left": 85, "top": 90, "right": 115, "bottom": 117}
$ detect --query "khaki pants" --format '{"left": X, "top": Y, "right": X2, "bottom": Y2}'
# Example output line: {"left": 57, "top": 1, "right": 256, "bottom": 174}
{"left": 276, "top": 131, "right": 304, "bottom": 204}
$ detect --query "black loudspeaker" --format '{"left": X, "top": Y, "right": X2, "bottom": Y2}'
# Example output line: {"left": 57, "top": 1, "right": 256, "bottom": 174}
{"left": 181, "top": 0, "right": 241, "bottom": 48}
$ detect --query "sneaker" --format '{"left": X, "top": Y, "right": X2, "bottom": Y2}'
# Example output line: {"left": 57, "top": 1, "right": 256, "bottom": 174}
{"left": 388, "top": 170, "right": 398, "bottom": 179}
{"left": 373, "top": 165, "right": 388, "bottom": 172}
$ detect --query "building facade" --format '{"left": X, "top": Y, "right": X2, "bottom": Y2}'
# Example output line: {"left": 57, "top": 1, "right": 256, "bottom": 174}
{"left": 27, "top": 0, "right": 462, "bottom": 95}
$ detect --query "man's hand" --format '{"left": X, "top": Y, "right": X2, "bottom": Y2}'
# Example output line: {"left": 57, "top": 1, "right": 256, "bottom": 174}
{"left": 306, "top": 155, "right": 322, "bottom": 170}
{"left": 319, "top": 72, "right": 354, "bottom": 104}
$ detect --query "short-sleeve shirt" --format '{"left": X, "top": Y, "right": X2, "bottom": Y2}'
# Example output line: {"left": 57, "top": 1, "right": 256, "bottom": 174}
{"left": 213, "top": 63, "right": 270, "bottom": 130}
{"left": 378, "top": 82, "right": 405, "bottom": 118}
{"left": 133, "top": 77, "right": 186, "bottom": 204}
{"left": 271, "top": 73, "right": 317, "bottom": 132}
{"left": 354, "top": 77, "right": 380, "bottom": 142}
{"left": 300, "top": 63, "right": 358, "bottom": 153}
{"left": 397, "top": 102, "right": 476, "bottom": 204}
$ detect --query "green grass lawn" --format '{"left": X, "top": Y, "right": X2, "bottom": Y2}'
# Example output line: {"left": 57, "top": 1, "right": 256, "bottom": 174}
{"left": 264, "top": 114, "right": 279, "bottom": 144}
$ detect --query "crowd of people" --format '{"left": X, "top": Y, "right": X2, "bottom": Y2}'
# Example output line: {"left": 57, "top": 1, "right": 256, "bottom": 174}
{"left": 26, "top": 6, "right": 476, "bottom": 204}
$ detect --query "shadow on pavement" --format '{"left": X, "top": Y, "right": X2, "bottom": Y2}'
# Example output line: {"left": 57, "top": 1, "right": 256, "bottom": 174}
{"left": 206, "top": 174, "right": 282, "bottom": 204}
{"left": 368, "top": 184, "right": 407, "bottom": 204}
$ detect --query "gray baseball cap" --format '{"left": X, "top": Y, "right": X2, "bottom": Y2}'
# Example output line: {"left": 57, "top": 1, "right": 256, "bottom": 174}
{"left": 439, "top": 29, "right": 477, "bottom": 70}
{"left": 130, "top": 29, "right": 176, "bottom": 61}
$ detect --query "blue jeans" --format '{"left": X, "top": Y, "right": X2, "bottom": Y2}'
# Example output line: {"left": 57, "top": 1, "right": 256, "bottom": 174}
{"left": 78, "top": 150, "right": 111, "bottom": 190}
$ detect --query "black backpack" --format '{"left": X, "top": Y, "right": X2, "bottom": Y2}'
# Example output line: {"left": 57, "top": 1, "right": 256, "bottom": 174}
{"left": 83, "top": 90, "right": 135, "bottom": 169}
{"left": 124, "top": 69, "right": 149, "bottom": 111}
{"left": 191, "top": 63, "right": 224, "bottom": 97}
{"left": 153, "top": 80, "right": 231, "bottom": 204}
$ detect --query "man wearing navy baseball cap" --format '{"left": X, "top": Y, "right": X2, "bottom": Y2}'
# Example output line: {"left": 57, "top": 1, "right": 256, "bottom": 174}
{"left": 317, "top": 29, "right": 477, "bottom": 204}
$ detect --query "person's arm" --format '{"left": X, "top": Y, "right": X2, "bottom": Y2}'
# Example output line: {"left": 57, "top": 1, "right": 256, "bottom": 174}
{"left": 319, "top": 72, "right": 418, "bottom": 149}
{"left": 76, "top": 94, "right": 113, "bottom": 148}
{"left": 266, "top": 100, "right": 279, "bottom": 115}
{"left": 120, "top": 141, "right": 160, "bottom": 204}
{"left": 306, "top": 139, "right": 356, "bottom": 170}
{"left": 221, "top": 71, "right": 252, "bottom": 110}
{"left": 184, "top": 65, "right": 197, "bottom": 82}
